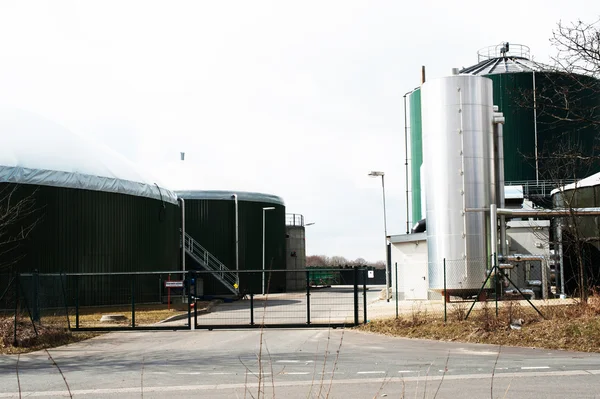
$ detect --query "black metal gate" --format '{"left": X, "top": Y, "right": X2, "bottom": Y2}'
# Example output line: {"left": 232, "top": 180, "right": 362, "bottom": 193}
{"left": 190, "top": 268, "right": 369, "bottom": 329}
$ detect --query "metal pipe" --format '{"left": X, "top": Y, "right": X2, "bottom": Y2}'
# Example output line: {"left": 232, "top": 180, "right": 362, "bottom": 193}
{"left": 403, "top": 93, "right": 410, "bottom": 234}
{"left": 490, "top": 204, "right": 498, "bottom": 265}
{"left": 533, "top": 71, "right": 539, "bottom": 184}
{"left": 499, "top": 254, "right": 546, "bottom": 261}
{"left": 494, "top": 114, "right": 507, "bottom": 256}
{"left": 497, "top": 208, "right": 600, "bottom": 217}
{"left": 232, "top": 194, "right": 239, "bottom": 281}
{"left": 262, "top": 206, "right": 275, "bottom": 295}
{"left": 381, "top": 175, "right": 390, "bottom": 301}
{"left": 489, "top": 110, "right": 498, "bottom": 265}
{"left": 262, "top": 209, "right": 266, "bottom": 295}
{"left": 466, "top": 207, "right": 600, "bottom": 217}
{"left": 179, "top": 197, "right": 185, "bottom": 272}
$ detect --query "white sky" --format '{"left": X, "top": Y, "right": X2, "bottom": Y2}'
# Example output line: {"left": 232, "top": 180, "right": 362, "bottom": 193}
{"left": 0, "top": 1, "right": 596, "bottom": 263}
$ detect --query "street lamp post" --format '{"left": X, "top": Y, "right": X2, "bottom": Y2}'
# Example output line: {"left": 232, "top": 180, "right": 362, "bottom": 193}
{"left": 369, "top": 171, "right": 390, "bottom": 301}
{"left": 262, "top": 206, "right": 275, "bottom": 295}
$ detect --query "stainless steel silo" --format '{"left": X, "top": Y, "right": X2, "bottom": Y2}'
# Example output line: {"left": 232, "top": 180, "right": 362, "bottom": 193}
{"left": 422, "top": 75, "right": 494, "bottom": 295}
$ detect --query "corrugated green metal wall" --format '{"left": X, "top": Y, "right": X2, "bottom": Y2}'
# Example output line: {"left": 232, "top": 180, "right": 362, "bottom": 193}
{"left": 0, "top": 183, "right": 180, "bottom": 305}
{"left": 488, "top": 71, "right": 600, "bottom": 182}
{"left": 409, "top": 89, "right": 423, "bottom": 224}
{"left": 184, "top": 199, "right": 286, "bottom": 295}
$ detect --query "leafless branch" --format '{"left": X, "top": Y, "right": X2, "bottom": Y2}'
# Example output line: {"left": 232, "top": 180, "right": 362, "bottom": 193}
{"left": 433, "top": 352, "right": 450, "bottom": 399}
{"left": 491, "top": 346, "right": 502, "bottom": 399}
{"left": 16, "top": 353, "right": 21, "bottom": 399}
{"left": 45, "top": 349, "right": 72, "bottom": 398}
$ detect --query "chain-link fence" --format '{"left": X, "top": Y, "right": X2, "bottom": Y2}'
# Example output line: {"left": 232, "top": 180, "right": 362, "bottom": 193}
{"left": 390, "top": 257, "right": 546, "bottom": 325}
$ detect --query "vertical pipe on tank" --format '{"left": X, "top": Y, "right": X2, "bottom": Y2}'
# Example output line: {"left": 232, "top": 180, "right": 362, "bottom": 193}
{"left": 490, "top": 204, "right": 498, "bottom": 263}
{"left": 403, "top": 92, "right": 411, "bottom": 234}
{"left": 533, "top": 71, "right": 540, "bottom": 184}
{"left": 489, "top": 111, "right": 497, "bottom": 265}
{"left": 179, "top": 197, "right": 185, "bottom": 272}
{"left": 493, "top": 111, "right": 507, "bottom": 256}
{"left": 232, "top": 194, "right": 239, "bottom": 277}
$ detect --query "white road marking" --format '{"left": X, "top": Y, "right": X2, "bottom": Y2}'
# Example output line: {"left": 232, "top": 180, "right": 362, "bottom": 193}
{"left": 398, "top": 370, "right": 415, "bottom": 373}
{"left": 521, "top": 366, "right": 550, "bottom": 370}
{"left": 357, "top": 371, "right": 386, "bottom": 374}
{"left": 284, "top": 372, "right": 310, "bottom": 375}
{"left": 176, "top": 372, "right": 203, "bottom": 375}
{"left": 277, "top": 360, "right": 300, "bottom": 363}
{"left": 1, "top": 370, "right": 599, "bottom": 397}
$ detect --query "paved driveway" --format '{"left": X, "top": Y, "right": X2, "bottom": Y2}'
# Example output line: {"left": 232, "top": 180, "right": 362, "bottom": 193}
{"left": 1, "top": 328, "right": 600, "bottom": 398}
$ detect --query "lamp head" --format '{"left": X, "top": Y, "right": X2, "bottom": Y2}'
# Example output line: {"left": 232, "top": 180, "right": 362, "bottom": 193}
{"left": 368, "top": 171, "right": 385, "bottom": 177}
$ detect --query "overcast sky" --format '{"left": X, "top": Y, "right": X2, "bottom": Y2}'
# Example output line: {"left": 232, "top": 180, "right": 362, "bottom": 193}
{"left": 0, "top": 1, "right": 596, "bottom": 262}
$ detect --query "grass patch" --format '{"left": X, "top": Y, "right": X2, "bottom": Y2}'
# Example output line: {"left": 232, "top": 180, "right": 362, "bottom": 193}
{"left": 0, "top": 302, "right": 209, "bottom": 354}
{"left": 359, "top": 297, "right": 600, "bottom": 353}
{"left": 0, "top": 318, "right": 99, "bottom": 354}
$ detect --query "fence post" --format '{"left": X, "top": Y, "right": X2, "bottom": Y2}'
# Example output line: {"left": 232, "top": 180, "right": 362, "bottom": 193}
{"left": 131, "top": 276, "right": 136, "bottom": 328}
{"left": 32, "top": 269, "right": 40, "bottom": 323}
{"left": 250, "top": 293, "right": 255, "bottom": 326}
{"left": 13, "top": 273, "right": 19, "bottom": 346}
{"left": 395, "top": 262, "right": 399, "bottom": 319}
{"left": 494, "top": 254, "right": 498, "bottom": 317}
{"left": 187, "top": 272, "right": 192, "bottom": 330}
{"left": 75, "top": 275, "right": 79, "bottom": 329}
{"left": 363, "top": 269, "right": 367, "bottom": 324}
{"left": 60, "top": 273, "right": 71, "bottom": 330}
{"left": 353, "top": 267, "right": 359, "bottom": 326}
{"left": 306, "top": 270, "right": 311, "bottom": 325}
{"left": 194, "top": 297, "right": 198, "bottom": 329}
{"left": 443, "top": 259, "right": 447, "bottom": 323}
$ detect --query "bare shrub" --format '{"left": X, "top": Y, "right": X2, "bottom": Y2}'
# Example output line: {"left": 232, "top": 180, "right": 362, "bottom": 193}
{"left": 450, "top": 302, "right": 468, "bottom": 322}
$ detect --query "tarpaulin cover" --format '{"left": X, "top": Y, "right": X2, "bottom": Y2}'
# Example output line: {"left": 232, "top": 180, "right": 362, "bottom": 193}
{"left": 0, "top": 108, "right": 177, "bottom": 204}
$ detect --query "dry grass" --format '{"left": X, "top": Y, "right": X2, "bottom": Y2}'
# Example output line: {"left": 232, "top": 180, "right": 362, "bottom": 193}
{"left": 0, "top": 302, "right": 209, "bottom": 354}
{"left": 0, "top": 318, "right": 99, "bottom": 354}
{"left": 359, "top": 296, "right": 600, "bottom": 353}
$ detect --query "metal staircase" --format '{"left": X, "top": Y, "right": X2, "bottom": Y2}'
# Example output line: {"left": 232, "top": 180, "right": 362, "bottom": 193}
{"left": 183, "top": 233, "right": 239, "bottom": 295}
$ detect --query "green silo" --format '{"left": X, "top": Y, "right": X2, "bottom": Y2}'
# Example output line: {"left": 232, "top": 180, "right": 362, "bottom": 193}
{"left": 460, "top": 44, "right": 600, "bottom": 190}
{"left": 176, "top": 190, "right": 286, "bottom": 295}
{"left": 409, "top": 88, "right": 423, "bottom": 225}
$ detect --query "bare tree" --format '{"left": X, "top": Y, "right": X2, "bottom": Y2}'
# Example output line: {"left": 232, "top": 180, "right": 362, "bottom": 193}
{"left": 0, "top": 184, "right": 41, "bottom": 271}
{"left": 515, "top": 18, "right": 600, "bottom": 302}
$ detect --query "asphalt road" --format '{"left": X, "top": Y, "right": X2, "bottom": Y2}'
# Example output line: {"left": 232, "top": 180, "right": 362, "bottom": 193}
{"left": 196, "top": 286, "right": 383, "bottom": 326}
{"left": 1, "top": 328, "right": 600, "bottom": 398}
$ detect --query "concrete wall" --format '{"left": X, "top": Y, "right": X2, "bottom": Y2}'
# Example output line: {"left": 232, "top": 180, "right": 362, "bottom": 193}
{"left": 285, "top": 225, "right": 306, "bottom": 291}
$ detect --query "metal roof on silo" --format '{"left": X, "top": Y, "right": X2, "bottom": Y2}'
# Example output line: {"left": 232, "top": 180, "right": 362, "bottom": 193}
{"left": 459, "top": 43, "right": 551, "bottom": 75}
{"left": 0, "top": 108, "right": 178, "bottom": 204}
{"left": 176, "top": 190, "right": 285, "bottom": 206}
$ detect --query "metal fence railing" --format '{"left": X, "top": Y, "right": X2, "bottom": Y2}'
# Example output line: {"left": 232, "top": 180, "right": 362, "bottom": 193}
{"left": 0, "top": 268, "right": 371, "bottom": 340}
{"left": 285, "top": 213, "right": 304, "bottom": 227}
